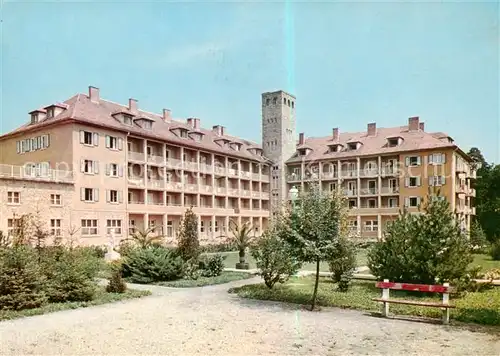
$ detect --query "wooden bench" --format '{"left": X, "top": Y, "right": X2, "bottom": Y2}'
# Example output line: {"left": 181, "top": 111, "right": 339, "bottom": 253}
{"left": 372, "top": 279, "right": 455, "bottom": 324}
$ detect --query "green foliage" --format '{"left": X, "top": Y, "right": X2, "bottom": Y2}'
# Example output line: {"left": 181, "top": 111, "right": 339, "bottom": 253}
{"left": 41, "top": 247, "right": 100, "bottom": 303}
{"left": 158, "top": 272, "right": 253, "bottom": 288}
{"left": 122, "top": 247, "right": 184, "bottom": 284}
{"left": 177, "top": 207, "right": 200, "bottom": 262}
{"left": 183, "top": 258, "right": 201, "bottom": 280}
{"left": 251, "top": 227, "right": 301, "bottom": 289}
{"left": 489, "top": 240, "right": 500, "bottom": 261}
{"left": 228, "top": 220, "right": 255, "bottom": 255}
{"left": 0, "top": 246, "right": 47, "bottom": 311}
{"left": 106, "top": 268, "right": 127, "bottom": 293}
{"left": 329, "top": 237, "right": 356, "bottom": 292}
{"left": 198, "top": 242, "right": 237, "bottom": 253}
{"left": 469, "top": 221, "right": 489, "bottom": 253}
{"left": 116, "top": 240, "right": 136, "bottom": 258}
{"left": 368, "top": 193, "right": 473, "bottom": 284}
{"left": 126, "top": 227, "right": 164, "bottom": 249}
{"left": 200, "top": 254, "right": 225, "bottom": 277}
{"left": 285, "top": 183, "right": 348, "bottom": 310}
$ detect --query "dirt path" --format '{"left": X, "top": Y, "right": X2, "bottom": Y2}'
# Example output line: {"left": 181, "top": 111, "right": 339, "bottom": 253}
{"left": 1, "top": 277, "right": 498, "bottom": 355}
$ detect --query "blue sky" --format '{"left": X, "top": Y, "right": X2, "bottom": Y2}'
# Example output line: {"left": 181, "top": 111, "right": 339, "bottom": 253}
{"left": 1, "top": 1, "right": 499, "bottom": 162}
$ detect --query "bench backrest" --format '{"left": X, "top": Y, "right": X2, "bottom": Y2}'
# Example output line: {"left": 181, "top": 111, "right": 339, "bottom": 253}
{"left": 375, "top": 281, "right": 453, "bottom": 293}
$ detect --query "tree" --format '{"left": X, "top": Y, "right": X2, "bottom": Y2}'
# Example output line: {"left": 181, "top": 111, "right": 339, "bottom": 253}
{"left": 227, "top": 220, "right": 255, "bottom": 269}
{"left": 286, "top": 183, "right": 347, "bottom": 310}
{"left": 177, "top": 207, "right": 200, "bottom": 263}
{"left": 368, "top": 193, "right": 472, "bottom": 284}
{"left": 126, "top": 226, "right": 164, "bottom": 249}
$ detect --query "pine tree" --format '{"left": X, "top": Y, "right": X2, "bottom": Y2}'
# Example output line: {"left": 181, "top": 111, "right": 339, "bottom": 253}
{"left": 177, "top": 207, "right": 200, "bottom": 263}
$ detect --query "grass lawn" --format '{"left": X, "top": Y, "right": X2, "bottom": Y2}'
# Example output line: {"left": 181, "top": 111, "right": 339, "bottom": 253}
{"left": 209, "top": 249, "right": 369, "bottom": 271}
{"left": 0, "top": 287, "right": 151, "bottom": 321}
{"left": 229, "top": 276, "right": 500, "bottom": 326}
{"left": 471, "top": 254, "right": 500, "bottom": 272}
{"left": 155, "top": 271, "right": 255, "bottom": 288}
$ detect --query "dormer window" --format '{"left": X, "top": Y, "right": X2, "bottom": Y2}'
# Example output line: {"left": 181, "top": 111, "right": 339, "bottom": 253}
{"left": 388, "top": 138, "right": 399, "bottom": 147}
{"left": 298, "top": 148, "right": 311, "bottom": 156}
{"left": 31, "top": 113, "right": 39, "bottom": 124}
{"left": 123, "top": 114, "right": 133, "bottom": 126}
{"left": 143, "top": 120, "right": 152, "bottom": 130}
{"left": 215, "top": 138, "right": 230, "bottom": 148}
{"left": 230, "top": 142, "right": 242, "bottom": 151}
{"left": 46, "top": 107, "right": 54, "bottom": 119}
{"left": 346, "top": 141, "right": 361, "bottom": 151}
{"left": 328, "top": 144, "right": 343, "bottom": 153}
{"left": 180, "top": 129, "right": 188, "bottom": 138}
{"left": 189, "top": 132, "right": 203, "bottom": 141}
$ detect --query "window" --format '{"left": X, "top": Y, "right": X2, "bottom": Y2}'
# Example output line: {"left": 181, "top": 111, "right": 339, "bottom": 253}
{"left": 273, "top": 97, "right": 277, "bottom": 104}
{"left": 329, "top": 182, "right": 337, "bottom": 191}
{"left": 348, "top": 220, "right": 358, "bottom": 231}
{"left": 82, "top": 159, "right": 99, "bottom": 174}
{"left": 406, "top": 176, "right": 421, "bottom": 187}
{"left": 406, "top": 156, "right": 421, "bottom": 166}
{"left": 149, "top": 220, "right": 156, "bottom": 233}
{"left": 429, "top": 176, "right": 446, "bottom": 186}
{"left": 347, "top": 142, "right": 357, "bottom": 150}
{"left": 348, "top": 199, "right": 357, "bottom": 208}
{"left": 291, "top": 101, "right": 294, "bottom": 109}
{"left": 16, "top": 135, "right": 49, "bottom": 154}
{"left": 180, "top": 130, "right": 188, "bottom": 138}
{"left": 123, "top": 115, "right": 133, "bottom": 125}
{"left": 388, "top": 198, "right": 398, "bottom": 208}
{"left": 31, "top": 113, "right": 39, "bottom": 124}
{"left": 200, "top": 221, "right": 205, "bottom": 233}
{"left": 46, "top": 107, "right": 54, "bottom": 119}
{"left": 81, "top": 188, "right": 99, "bottom": 202}
{"left": 406, "top": 197, "right": 420, "bottom": 207}
{"left": 7, "top": 218, "right": 21, "bottom": 236}
{"left": 129, "top": 219, "right": 136, "bottom": 235}
{"left": 143, "top": 120, "right": 153, "bottom": 130}
{"left": 368, "top": 199, "right": 377, "bottom": 208}
{"left": 106, "top": 219, "right": 122, "bottom": 235}
{"left": 106, "top": 135, "right": 123, "bottom": 150}
{"left": 81, "top": 131, "right": 98, "bottom": 146}
{"left": 81, "top": 219, "right": 98, "bottom": 236}
{"left": 364, "top": 220, "right": 378, "bottom": 232}
{"left": 7, "top": 191, "right": 20, "bottom": 204}
{"left": 50, "top": 219, "right": 61, "bottom": 237}
{"left": 50, "top": 194, "right": 62, "bottom": 206}
{"left": 266, "top": 98, "right": 270, "bottom": 105}
{"left": 387, "top": 138, "right": 399, "bottom": 147}
{"left": 428, "top": 153, "right": 446, "bottom": 165}
{"left": 108, "top": 190, "right": 119, "bottom": 203}
{"left": 107, "top": 163, "right": 120, "bottom": 177}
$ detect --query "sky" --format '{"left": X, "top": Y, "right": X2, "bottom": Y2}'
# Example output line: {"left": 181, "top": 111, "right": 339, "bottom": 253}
{"left": 1, "top": 0, "right": 499, "bottom": 162}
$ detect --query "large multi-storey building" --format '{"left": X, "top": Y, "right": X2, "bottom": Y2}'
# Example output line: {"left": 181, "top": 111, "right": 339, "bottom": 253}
{"left": 0, "top": 86, "right": 475, "bottom": 245}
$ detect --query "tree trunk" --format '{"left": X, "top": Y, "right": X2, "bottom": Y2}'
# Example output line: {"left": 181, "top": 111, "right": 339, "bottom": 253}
{"left": 239, "top": 248, "right": 245, "bottom": 264}
{"left": 310, "top": 258, "right": 320, "bottom": 311}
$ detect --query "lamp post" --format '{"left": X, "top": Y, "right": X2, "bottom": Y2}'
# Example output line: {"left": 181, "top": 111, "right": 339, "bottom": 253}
{"left": 289, "top": 186, "right": 299, "bottom": 209}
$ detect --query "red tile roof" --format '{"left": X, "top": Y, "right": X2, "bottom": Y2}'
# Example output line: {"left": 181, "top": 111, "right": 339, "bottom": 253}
{"left": 1, "top": 92, "right": 271, "bottom": 164}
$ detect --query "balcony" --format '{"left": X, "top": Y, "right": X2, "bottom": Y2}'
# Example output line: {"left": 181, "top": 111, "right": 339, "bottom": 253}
{"left": 239, "top": 171, "right": 251, "bottom": 179}
{"left": 183, "top": 161, "right": 199, "bottom": 171}
{"left": 147, "top": 179, "right": 165, "bottom": 189}
{"left": 166, "top": 158, "right": 182, "bottom": 169}
{"left": 360, "top": 188, "right": 378, "bottom": 196}
{"left": 166, "top": 201, "right": 183, "bottom": 207}
{"left": 380, "top": 167, "right": 398, "bottom": 176}
{"left": 359, "top": 169, "right": 379, "bottom": 178}
{"left": 471, "top": 207, "right": 476, "bottom": 215}
{"left": 147, "top": 200, "right": 165, "bottom": 206}
{"left": 252, "top": 173, "right": 260, "bottom": 180}
{"left": 303, "top": 172, "right": 319, "bottom": 181}
{"left": 341, "top": 170, "right": 358, "bottom": 178}
{"left": 456, "top": 185, "right": 467, "bottom": 195}
{"left": 344, "top": 189, "right": 357, "bottom": 197}
{"left": 0, "top": 164, "right": 74, "bottom": 184}
{"left": 228, "top": 188, "right": 239, "bottom": 196}
{"left": 241, "top": 189, "right": 251, "bottom": 197}
{"left": 228, "top": 168, "right": 239, "bottom": 177}
{"left": 147, "top": 154, "right": 164, "bottom": 165}
{"left": 128, "top": 151, "right": 145, "bottom": 162}
{"left": 252, "top": 191, "right": 261, "bottom": 198}
{"left": 199, "top": 163, "right": 213, "bottom": 173}
{"left": 214, "top": 166, "right": 227, "bottom": 175}
{"left": 261, "top": 191, "right": 270, "bottom": 199}
{"left": 200, "top": 185, "right": 214, "bottom": 194}
{"left": 215, "top": 187, "right": 226, "bottom": 195}
{"left": 380, "top": 186, "right": 399, "bottom": 195}
{"left": 128, "top": 199, "right": 145, "bottom": 205}
{"left": 261, "top": 175, "right": 270, "bottom": 183}
{"left": 287, "top": 173, "right": 302, "bottom": 182}
{"left": 467, "top": 188, "right": 476, "bottom": 197}
{"left": 184, "top": 183, "right": 198, "bottom": 193}
{"left": 166, "top": 182, "right": 183, "bottom": 191}
{"left": 321, "top": 171, "right": 337, "bottom": 180}
{"left": 128, "top": 178, "right": 145, "bottom": 187}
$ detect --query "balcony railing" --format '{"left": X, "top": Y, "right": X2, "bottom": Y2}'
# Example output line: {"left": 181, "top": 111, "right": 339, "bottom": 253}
{"left": 303, "top": 172, "right": 319, "bottom": 181}
{"left": 252, "top": 191, "right": 261, "bottom": 198}
{"left": 128, "top": 178, "right": 145, "bottom": 187}
{"left": 199, "top": 163, "right": 213, "bottom": 173}
{"left": 128, "top": 199, "right": 145, "bottom": 205}
{"left": 261, "top": 175, "right": 270, "bottom": 183}
{"left": 166, "top": 202, "right": 182, "bottom": 207}
{"left": 241, "top": 189, "right": 251, "bottom": 197}
{"left": 184, "top": 183, "right": 198, "bottom": 192}
{"left": 228, "top": 168, "right": 239, "bottom": 176}
{"left": 166, "top": 158, "right": 182, "bottom": 169}
{"left": 214, "top": 166, "right": 227, "bottom": 175}
{"left": 380, "top": 186, "right": 399, "bottom": 194}
{"left": 166, "top": 182, "right": 183, "bottom": 191}
{"left": 360, "top": 188, "right": 378, "bottom": 196}
{"left": 344, "top": 189, "right": 357, "bottom": 197}
{"left": 287, "top": 174, "right": 302, "bottom": 182}
{"left": 147, "top": 154, "right": 164, "bottom": 165}
{"left": 148, "top": 179, "right": 165, "bottom": 189}
{"left": 261, "top": 192, "right": 270, "bottom": 199}
{"left": 380, "top": 167, "right": 398, "bottom": 176}
{"left": 321, "top": 171, "right": 337, "bottom": 179}
{"left": 252, "top": 173, "right": 260, "bottom": 180}
{"left": 148, "top": 200, "right": 165, "bottom": 206}
{"left": 128, "top": 151, "right": 145, "bottom": 161}
{"left": 200, "top": 185, "right": 213, "bottom": 193}
{"left": 183, "top": 161, "right": 199, "bottom": 171}
{"left": 341, "top": 170, "right": 358, "bottom": 178}
{"left": 239, "top": 171, "right": 251, "bottom": 179}
{"left": 215, "top": 187, "right": 226, "bottom": 195}
{"left": 359, "top": 169, "right": 378, "bottom": 177}
{"left": 0, "top": 164, "right": 74, "bottom": 183}
{"left": 228, "top": 188, "right": 239, "bottom": 196}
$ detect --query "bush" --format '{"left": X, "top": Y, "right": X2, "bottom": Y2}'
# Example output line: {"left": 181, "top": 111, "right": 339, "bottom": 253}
{"left": 368, "top": 193, "right": 473, "bottom": 284}
{"left": 41, "top": 247, "right": 100, "bottom": 303}
{"left": 251, "top": 230, "right": 301, "bottom": 289}
{"left": 106, "top": 268, "right": 127, "bottom": 293}
{"left": 0, "top": 246, "right": 47, "bottom": 311}
{"left": 329, "top": 237, "right": 356, "bottom": 292}
{"left": 177, "top": 208, "right": 200, "bottom": 262}
{"left": 483, "top": 268, "right": 500, "bottom": 280}
{"left": 470, "top": 221, "right": 489, "bottom": 253}
{"left": 200, "top": 254, "right": 225, "bottom": 277}
{"left": 490, "top": 240, "right": 500, "bottom": 261}
{"left": 116, "top": 240, "right": 136, "bottom": 258}
{"left": 199, "top": 242, "right": 236, "bottom": 253}
{"left": 122, "top": 247, "right": 184, "bottom": 284}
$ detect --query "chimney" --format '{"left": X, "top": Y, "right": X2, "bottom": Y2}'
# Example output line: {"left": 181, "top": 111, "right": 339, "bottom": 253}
{"left": 419, "top": 122, "right": 425, "bottom": 131}
{"left": 88, "top": 86, "right": 100, "bottom": 103}
{"left": 212, "top": 125, "right": 225, "bottom": 136}
{"left": 299, "top": 132, "right": 304, "bottom": 145}
{"left": 162, "top": 109, "right": 171, "bottom": 122}
{"left": 129, "top": 98, "right": 138, "bottom": 113}
{"left": 367, "top": 123, "right": 377, "bottom": 136}
{"left": 188, "top": 118, "right": 200, "bottom": 130}
{"left": 332, "top": 128, "right": 339, "bottom": 141}
{"left": 408, "top": 116, "right": 419, "bottom": 131}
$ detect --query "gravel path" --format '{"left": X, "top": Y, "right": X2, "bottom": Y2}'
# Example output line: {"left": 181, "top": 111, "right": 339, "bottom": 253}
{"left": 1, "top": 277, "right": 499, "bottom": 355}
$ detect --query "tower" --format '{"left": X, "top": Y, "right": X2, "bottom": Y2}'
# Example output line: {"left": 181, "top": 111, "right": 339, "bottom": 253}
{"left": 261, "top": 90, "right": 297, "bottom": 212}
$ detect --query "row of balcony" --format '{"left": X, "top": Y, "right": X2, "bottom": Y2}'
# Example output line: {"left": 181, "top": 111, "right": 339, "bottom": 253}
{"left": 128, "top": 179, "right": 270, "bottom": 198}
{"left": 456, "top": 185, "right": 476, "bottom": 197}
{"left": 128, "top": 152, "right": 269, "bottom": 182}
{"left": 0, "top": 164, "right": 74, "bottom": 183}
{"left": 287, "top": 168, "right": 398, "bottom": 182}
{"left": 128, "top": 200, "right": 270, "bottom": 211}
{"left": 342, "top": 187, "right": 400, "bottom": 196}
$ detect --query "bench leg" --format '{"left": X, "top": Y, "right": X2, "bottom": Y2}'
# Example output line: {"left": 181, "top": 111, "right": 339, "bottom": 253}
{"left": 381, "top": 279, "right": 390, "bottom": 317}
{"left": 442, "top": 308, "right": 450, "bottom": 325}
